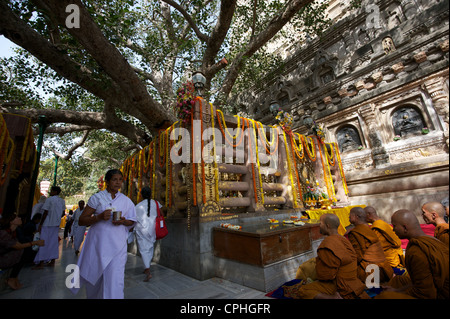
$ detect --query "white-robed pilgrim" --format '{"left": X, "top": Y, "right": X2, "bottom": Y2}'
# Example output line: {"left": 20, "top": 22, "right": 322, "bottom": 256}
{"left": 72, "top": 189, "right": 136, "bottom": 299}
{"left": 33, "top": 192, "right": 65, "bottom": 264}
{"left": 72, "top": 206, "right": 86, "bottom": 253}
{"left": 135, "top": 198, "right": 160, "bottom": 269}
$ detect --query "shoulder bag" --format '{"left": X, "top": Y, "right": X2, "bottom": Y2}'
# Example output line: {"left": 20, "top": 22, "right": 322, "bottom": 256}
{"left": 155, "top": 200, "right": 168, "bottom": 240}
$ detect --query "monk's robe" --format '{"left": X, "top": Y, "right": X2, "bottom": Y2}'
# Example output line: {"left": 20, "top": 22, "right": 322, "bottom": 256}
{"left": 434, "top": 223, "right": 449, "bottom": 246}
{"left": 348, "top": 224, "right": 394, "bottom": 283}
{"left": 295, "top": 256, "right": 317, "bottom": 282}
{"left": 371, "top": 220, "right": 405, "bottom": 267}
{"left": 376, "top": 236, "right": 449, "bottom": 299}
{"left": 285, "top": 234, "right": 369, "bottom": 299}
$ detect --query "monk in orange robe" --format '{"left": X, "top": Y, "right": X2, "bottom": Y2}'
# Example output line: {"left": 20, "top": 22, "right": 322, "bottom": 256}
{"left": 376, "top": 209, "right": 449, "bottom": 299}
{"left": 422, "top": 201, "right": 449, "bottom": 246}
{"left": 286, "top": 214, "right": 369, "bottom": 299}
{"left": 365, "top": 206, "right": 405, "bottom": 268}
{"left": 348, "top": 207, "right": 393, "bottom": 284}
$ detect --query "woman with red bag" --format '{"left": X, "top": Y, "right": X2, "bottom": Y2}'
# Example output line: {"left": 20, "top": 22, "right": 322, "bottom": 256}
{"left": 134, "top": 186, "right": 162, "bottom": 282}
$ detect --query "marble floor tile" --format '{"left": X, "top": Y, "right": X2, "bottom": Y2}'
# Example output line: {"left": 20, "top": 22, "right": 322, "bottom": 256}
{"left": 0, "top": 232, "right": 268, "bottom": 299}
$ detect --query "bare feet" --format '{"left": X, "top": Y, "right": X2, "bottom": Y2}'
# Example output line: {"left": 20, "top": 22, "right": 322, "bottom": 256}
{"left": 32, "top": 262, "right": 44, "bottom": 270}
{"left": 6, "top": 278, "right": 23, "bottom": 290}
{"left": 143, "top": 268, "right": 152, "bottom": 282}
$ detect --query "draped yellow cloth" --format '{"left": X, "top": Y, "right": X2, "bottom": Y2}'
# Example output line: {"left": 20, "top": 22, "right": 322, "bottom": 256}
{"left": 371, "top": 219, "right": 405, "bottom": 268}
{"left": 306, "top": 205, "right": 365, "bottom": 236}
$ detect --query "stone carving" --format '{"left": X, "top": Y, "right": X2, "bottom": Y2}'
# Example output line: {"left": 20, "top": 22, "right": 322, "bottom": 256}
{"left": 392, "top": 62, "right": 404, "bottom": 73}
{"left": 359, "top": 104, "right": 390, "bottom": 167}
{"left": 401, "top": 0, "right": 418, "bottom": 19}
{"left": 439, "top": 40, "right": 449, "bottom": 52}
{"left": 311, "top": 51, "right": 337, "bottom": 89}
{"left": 423, "top": 77, "right": 449, "bottom": 147}
{"left": 382, "top": 37, "right": 396, "bottom": 55}
{"left": 389, "top": 144, "right": 446, "bottom": 164}
{"left": 385, "top": 6, "right": 403, "bottom": 30}
{"left": 337, "top": 126, "right": 362, "bottom": 153}
{"left": 392, "top": 107, "right": 425, "bottom": 137}
{"left": 414, "top": 51, "right": 427, "bottom": 64}
{"left": 341, "top": 151, "right": 373, "bottom": 171}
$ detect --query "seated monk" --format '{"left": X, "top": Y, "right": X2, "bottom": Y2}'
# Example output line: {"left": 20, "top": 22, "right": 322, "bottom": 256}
{"left": 376, "top": 210, "right": 449, "bottom": 299}
{"left": 285, "top": 214, "right": 369, "bottom": 299}
{"left": 421, "top": 201, "right": 449, "bottom": 246}
{"left": 348, "top": 207, "right": 394, "bottom": 284}
{"left": 365, "top": 206, "right": 405, "bottom": 268}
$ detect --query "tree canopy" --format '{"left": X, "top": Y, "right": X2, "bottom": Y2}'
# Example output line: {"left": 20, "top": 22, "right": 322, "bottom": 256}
{"left": 0, "top": 0, "right": 330, "bottom": 165}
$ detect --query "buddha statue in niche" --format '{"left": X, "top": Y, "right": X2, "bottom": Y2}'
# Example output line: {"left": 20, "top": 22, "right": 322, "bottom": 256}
{"left": 392, "top": 107, "right": 425, "bottom": 137}
{"left": 337, "top": 126, "right": 362, "bottom": 153}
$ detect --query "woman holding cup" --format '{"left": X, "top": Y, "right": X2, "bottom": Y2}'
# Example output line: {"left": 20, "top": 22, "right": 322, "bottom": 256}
{"left": 73, "top": 169, "right": 136, "bottom": 299}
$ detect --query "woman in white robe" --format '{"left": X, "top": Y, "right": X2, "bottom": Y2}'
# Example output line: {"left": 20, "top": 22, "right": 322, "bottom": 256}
{"left": 72, "top": 200, "right": 86, "bottom": 256}
{"left": 134, "top": 186, "right": 161, "bottom": 282}
{"left": 72, "top": 169, "right": 136, "bottom": 299}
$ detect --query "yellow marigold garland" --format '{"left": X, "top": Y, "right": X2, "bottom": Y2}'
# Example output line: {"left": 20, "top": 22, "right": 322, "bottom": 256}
{"left": 256, "top": 121, "right": 279, "bottom": 155}
{"left": 325, "top": 143, "right": 336, "bottom": 166}
{"left": 281, "top": 129, "right": 298, "bottom": 208}
{"left": 216, "top": 109, "right": 245, "bottom": 147}
{"left": 317, "top": 139, "right": 336, "bottom": 200}
{"left": 333, "top": 142, "right": 349, "bottom": 195}
{"left": 302, "top": 135, "right": 316, "bottom": 161}
{"left": 250, "top": 119, "right": 265, "bottom": 204}
{"left": 209, "top": 102, "right": 220, "bottom": 203}
{"left": 292, "top": 133, "right": 304, "bottom": 159}
{"left": 191, "top": 110, "right": 197, "bottom": 206}
{"left": 152, "top": 139, "right": 157, "bottom": 199}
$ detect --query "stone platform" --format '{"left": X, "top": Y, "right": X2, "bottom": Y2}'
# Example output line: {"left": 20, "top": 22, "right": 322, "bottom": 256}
{"left": 152, "top": 210, "right": 323, "bottom": 292}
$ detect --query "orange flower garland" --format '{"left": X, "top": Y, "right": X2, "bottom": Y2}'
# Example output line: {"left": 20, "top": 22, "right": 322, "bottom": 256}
{"left": 333, "top": 142, "right": 349, "bottom": 195}
{"left": 191, "top": 110, "right": 197, "bottom": 206}
{"left": 256, "top": 121, "right": 279, "bottom": 155}
{"left": 216, "top": 109, "right": 245, "bottom": 148}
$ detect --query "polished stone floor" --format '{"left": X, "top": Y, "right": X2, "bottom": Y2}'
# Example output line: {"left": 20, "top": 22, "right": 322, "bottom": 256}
{"left": 0, "top": 232, "right": 269, "bottom": 299}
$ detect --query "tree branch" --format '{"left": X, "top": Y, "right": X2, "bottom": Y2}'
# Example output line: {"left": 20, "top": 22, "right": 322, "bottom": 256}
{"left": 40, "top": 0, "right": 175, "bottom": 133}
{"left": 33, "top": 124, "right": 93, "bottom": 136}
{"left": 216, "top": 0, "right": 313, "bottom": 103}
{"left": 0, "top": 106, "right": 149, "bottom": 146}
{"left": 0, "top": 0, "right": 117, "bottom": 101}
{"left": 45, "top": 129, "right": 91, "bottom": 161}
{"left": 161, "top": 0, "right": 210, "bottom": 42}
{"left": 84, "top": 155, "right": 123, "bottom": 166}
{"left": 203, "top": 0, "right": 237, "bottom": 71}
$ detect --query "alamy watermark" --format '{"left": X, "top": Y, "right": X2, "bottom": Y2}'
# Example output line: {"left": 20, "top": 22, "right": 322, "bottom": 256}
{"left": 365, "top": 264, "right": 381, "bottom": 288}
{"left": 65, "top": 264, "right": 80, "bottom": 289}
{"left": 365, "top": 3, "right": 381, "bottom": 30}
{"left": 168, "top": 120, "right": 279, "bottom": 168}
{"left": 65, "top": 4, "right": 80, "bottom": 29}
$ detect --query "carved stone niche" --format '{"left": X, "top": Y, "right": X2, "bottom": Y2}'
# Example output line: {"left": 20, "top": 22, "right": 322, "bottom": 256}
{"left": 311, "top": 50, "right": 338, "bottom": 89}
{"left": 336, "top": 125, "right": 363, "bottom": 154}
{"left": 392, "top": 106, "right": 426, "bottom": 138}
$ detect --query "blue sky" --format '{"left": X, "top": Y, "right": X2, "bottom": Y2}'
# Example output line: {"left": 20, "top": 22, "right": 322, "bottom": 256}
{"left": 0, "top": 35, "right": 17, "bottom": 58}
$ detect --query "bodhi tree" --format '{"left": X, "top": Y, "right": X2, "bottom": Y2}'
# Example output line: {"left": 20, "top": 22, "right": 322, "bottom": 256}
{"left": 0, "top": 0, "right": 330, "bottom": 159}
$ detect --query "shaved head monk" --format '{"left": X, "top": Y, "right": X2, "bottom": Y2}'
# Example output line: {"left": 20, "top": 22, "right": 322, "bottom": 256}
{"left": 348, "top": 207, "right": 393, "bottom": 284}
{"left": 285, "top": 214, "right": 369, "bottom": 299}
{"left": 365, "top": 206, "right": 405, "bottom": 268}
{"left": 376, "top": 209, "right": 449, "bottom": 299}
{"left": 422, "top": 202, "right": 449, "bottom": 246}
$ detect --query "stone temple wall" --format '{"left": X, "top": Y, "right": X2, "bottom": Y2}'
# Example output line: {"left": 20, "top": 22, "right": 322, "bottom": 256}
{"left": 238, "top": 0, "right": 449, "bottom": 222}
